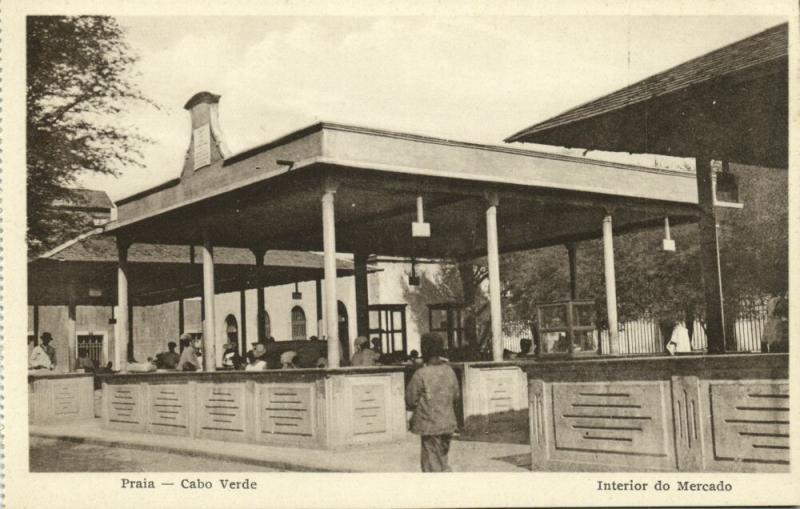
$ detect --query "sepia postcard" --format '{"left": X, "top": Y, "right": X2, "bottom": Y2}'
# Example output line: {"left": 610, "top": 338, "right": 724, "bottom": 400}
{"left": 2, "top": 0, "right": 798, "bottom": 507}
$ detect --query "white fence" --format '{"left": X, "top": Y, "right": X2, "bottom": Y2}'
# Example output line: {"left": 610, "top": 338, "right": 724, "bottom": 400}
{"left": 503, "top": 305, "right": 769, "bottom": 354}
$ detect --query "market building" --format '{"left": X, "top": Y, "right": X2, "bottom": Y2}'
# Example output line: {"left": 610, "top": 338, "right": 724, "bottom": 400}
{"left": 28, "top": 22, "right": 788, "bottom": 470}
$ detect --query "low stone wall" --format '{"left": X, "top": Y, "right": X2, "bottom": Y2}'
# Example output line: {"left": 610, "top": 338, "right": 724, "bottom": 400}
{"left": 99, "top": 367, "right": 407, "bottom": 450}
{"left": 28, "top": 372, "right": 95, "bottom": 424}
{"left": 523, "top": 353, "right": 789, "bottom": 472}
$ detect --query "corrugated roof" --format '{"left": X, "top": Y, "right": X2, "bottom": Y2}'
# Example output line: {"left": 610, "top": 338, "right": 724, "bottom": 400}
{"left": 505, "top": 23, "right": 788, "bottom": 143}
{"left": 52, "top": 188, "right": 114, "bottom": 210}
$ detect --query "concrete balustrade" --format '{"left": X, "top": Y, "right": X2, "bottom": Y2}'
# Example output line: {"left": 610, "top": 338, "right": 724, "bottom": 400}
{"left": 522, "top": 353, "right": 789, "bottom": 472}
{"left": 99, "top": 367, "right": 407, "bottom": 450}
{"left": 28, "top": 372, "right": 95, "bottom": 424}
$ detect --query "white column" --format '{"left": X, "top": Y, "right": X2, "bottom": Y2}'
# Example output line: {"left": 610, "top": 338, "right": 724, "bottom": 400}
{"left": 322, "top": 185, "right": 340, "bottom": 367}
{"left": 116, "top": 240, "right": 129, "bottom": 373}
{"left": 486, "top": 193, "right": 503, "bottom": 362}
{"left": 602, "top": 212, "right": 620, "bottom": 354}
{"left": 202, "top": 233, "right": 217, "bottom": 371}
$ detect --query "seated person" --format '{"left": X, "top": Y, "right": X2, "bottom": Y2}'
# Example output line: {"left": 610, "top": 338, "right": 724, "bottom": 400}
{"left": 280, "top": 350, "right": 298, "bottom": 369}
{"left": 351, "top": 336, "right": 380, "bottom": 366}
{"left": 245, "top": 342, "right": 268, "bottom": 371}
{"left": 76, "top": 351, "right": 95, "bottom": 372}
{"left": 29, "top": 332, "right": 57, "bottom": 371}
{"left": 177, "top": 336, "right": 202, "bottom": 371}
{"left": 517, "top": 338, "right": 534, "bottom": 357}
{"left": 128, "top": 357, "right": 158, "bottom": 372}
{"left": 155, "top": 341, "right": 180, "bottom": 369}
{"left": 406, "top": 349, "right": 423, "bottom": 367}
{"left": 221, "top": 341, "right": 243, "bottom": 370}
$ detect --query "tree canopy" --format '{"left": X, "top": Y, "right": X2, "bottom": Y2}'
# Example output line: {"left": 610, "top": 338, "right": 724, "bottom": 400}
{"left": 27, "top": 16, "right": 152, "bottom": 255}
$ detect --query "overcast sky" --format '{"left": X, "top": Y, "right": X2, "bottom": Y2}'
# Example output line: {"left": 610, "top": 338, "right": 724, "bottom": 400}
{"left": 76, "top": 15, "right": 784, "bottom": 200}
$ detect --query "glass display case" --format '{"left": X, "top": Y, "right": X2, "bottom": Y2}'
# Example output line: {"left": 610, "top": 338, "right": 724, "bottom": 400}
{"left": 536, "top": 300, "right": 598, "bottom": 356}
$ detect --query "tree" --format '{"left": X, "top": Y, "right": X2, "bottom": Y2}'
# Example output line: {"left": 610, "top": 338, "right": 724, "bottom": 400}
{"left": 27, "top": 16, "right": 152, "bottom": 256}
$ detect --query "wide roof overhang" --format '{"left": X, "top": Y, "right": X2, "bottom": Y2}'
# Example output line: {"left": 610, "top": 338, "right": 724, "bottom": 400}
{"left": 106, "top": 122, "right": 702, "bottom": 262}
{"left": 504, "top": 23, "right": 788, "bottom": 169}
{"left": 29, "top": 234, "right": 358, "bottom": 306}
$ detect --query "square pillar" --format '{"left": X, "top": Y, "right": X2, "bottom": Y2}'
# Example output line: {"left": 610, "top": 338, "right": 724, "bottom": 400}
{"left": 67, "top": 302, "right": 77, "bottom": 372}
{"left": 116, "top": 240, "right": 130, "bottom": 373}
{"left": 485, "top": 192, "right": 503, "bottom": 362}
{"left": 567, "top": 242, "right": 578, "bottom": 300}
{"left": 322, "top": 182, "right": 340, "bottom": 367}
{"left": 253, "top": 249, "right": 267, "bottom": 342}
{"left": 354, "top": 251, "right": 370, "bottom": 338}
{"left": 316, "top": 278, "right": 324, "bottom": 337}
{"left": 602, "top": 212, "right": 620, "bottom": 354}
{"left": 201, "top": 232, "right": 217, "bottom": 371}
{"left": 695, "top": 156, "right": 727, "bottom": 353}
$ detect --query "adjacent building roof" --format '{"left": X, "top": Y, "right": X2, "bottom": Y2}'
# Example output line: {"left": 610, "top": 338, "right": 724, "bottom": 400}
{"left": 52, "top": 188, "right": 114, "bottom": 211}
{"left": 505, "top": 23, "right": 788, "bottom": 168}
{"left": 29, "top": 229, "right": 362, "bottom": 306}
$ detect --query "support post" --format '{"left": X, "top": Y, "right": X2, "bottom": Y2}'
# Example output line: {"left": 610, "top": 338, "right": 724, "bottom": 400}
{"left": 128, "top": 304, "right": 134, "bottom": 362}
{"left": 485, "top": 192, "right": 503, "bottom": 362}
{"left": 602, "top": 212, "right": 620, "bottom": 355}
{"left": 201, "top": 232, "right": 217, "bottom": 371}
{"left": 116, "top": 240, "right": 130, "bottom": 372}
{"left": 67, "top": 302, "right": 77, "bottom": 372}
{"left": 178, "top": 298, "right": 185, "bottom": 335}
{"left": 322, "top": 182, "right": 340, "bottom": 367}
{"left": 567, "top": 242, "right": 578, "bottom": 300}
{"left": 354, "top": 250, "right": 370, "bottom": 338}
{"left": 695, "top": 156, "right": 727, "bottom": 353}
{"left": 33, "top": 304, "right": 39, "bottom": 346}
{"left": 239, "top": 289, "right": 248, "bottom": 354}
{"left": 315, "top": 278, "right": 323, "bottom": 337}
{"left": 253, "top": 249, "right": 266, "bottom": 342}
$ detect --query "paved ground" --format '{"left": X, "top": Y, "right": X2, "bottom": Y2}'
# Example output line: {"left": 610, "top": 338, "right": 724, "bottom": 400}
{"left": 30, "top": 419, "right": 531, "bottom": 473}
{"left": 31, "top": 437, "right": 280, "bottom": 472}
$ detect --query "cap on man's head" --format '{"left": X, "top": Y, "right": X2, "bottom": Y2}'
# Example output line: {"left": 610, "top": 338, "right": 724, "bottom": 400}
{"left": 40, "top": 332, "right": 53, "bottom": 343}
{"left": 180, "top": 333, "right": 193, "bottom": 342}
{"left": 355, "top": 336, "right": 369, "bottom": 347}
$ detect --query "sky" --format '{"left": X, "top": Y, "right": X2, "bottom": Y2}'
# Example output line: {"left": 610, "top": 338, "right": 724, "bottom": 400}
{"left": 76, "top": 15, "right": 785, "bottom": 200}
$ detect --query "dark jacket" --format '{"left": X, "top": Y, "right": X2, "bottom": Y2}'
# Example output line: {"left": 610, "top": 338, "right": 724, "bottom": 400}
{"left": 405, "top": 359, "right": 460, "bottom": 435}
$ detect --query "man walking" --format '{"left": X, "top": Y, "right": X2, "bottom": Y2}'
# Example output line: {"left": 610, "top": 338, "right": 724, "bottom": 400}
{"left": 405, "top": 333, "right": 460, "bottom": 472}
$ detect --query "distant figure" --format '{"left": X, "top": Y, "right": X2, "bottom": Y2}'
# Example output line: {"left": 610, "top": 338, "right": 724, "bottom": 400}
{"left": 128, "top": 357, "right": 157, "bottom": 372}
{"left": 518, "top": 338, "right": 534, "bottom": 357}
{"left": 405, "top": 349, "right": 423, "bottom": 368}
{"left": 155, "top": 341, "right": 180, "bottom": 369}
{"left": 29, "top": 332, "right": 57, "bottom": 370}
{"left": 177, "top": 335, "right": 202, "bottom": 371}
{"left": 77, "top": 351, "right": 95, "bottom": 371}
{"left": 316, "top": 356, "right": 329, "bottom": 368}
{"left": 245, "top": 342, "right": 268, "bottom": 371}
{"left": 351, "top": 336, "right": 380, "bottom": 366}
{"left": 280, "top": 350, "right": 298, "bottom": 369}
{"left": 405, "top": 333, "right": 460, "bottom": 472}
{"left": 666, "top": 322, "right": 692, "bottom": 355}
{"left": 221, "top": 341, "right": 243, "bottom": 370}
{"left": 371, "top": 337, "right": 382, "bottom": 354}
{"left": 762, "top": 296, "right": 789, "bottom": 352}
{"left": 96, "top": 361, "right": 114, "bottom": 374}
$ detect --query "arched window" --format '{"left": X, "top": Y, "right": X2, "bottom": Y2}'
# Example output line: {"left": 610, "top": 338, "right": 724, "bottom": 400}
{"left": 263, "top": 310, "right": 271, "bottom": 340}
{"left": 291, "top": 306, "right": 307, "bottom": 340}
